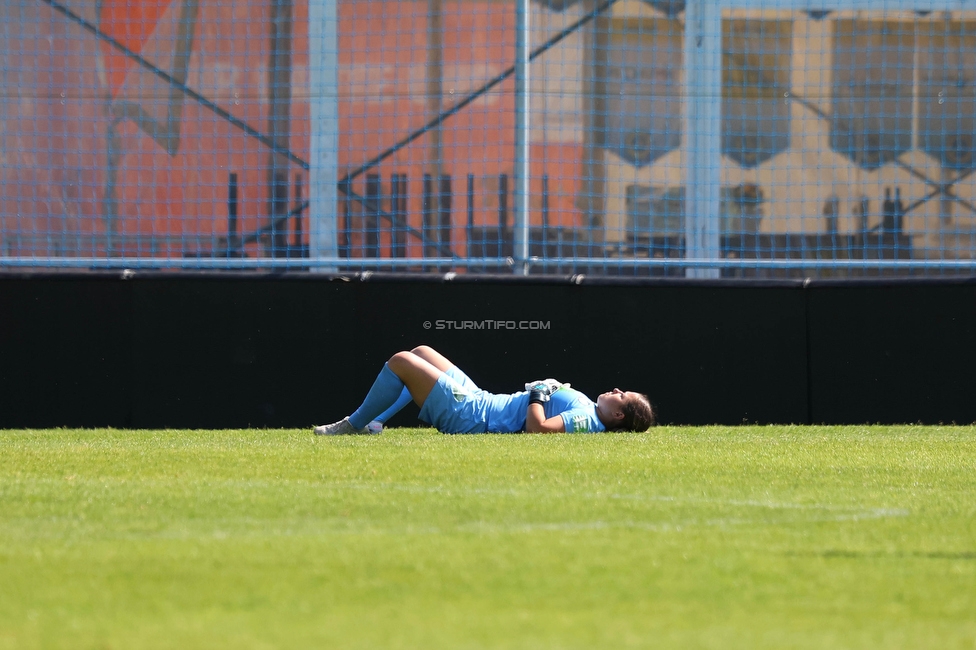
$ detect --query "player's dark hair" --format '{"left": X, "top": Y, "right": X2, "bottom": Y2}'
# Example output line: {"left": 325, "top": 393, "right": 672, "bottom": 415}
{"left": 617, "top": 393, "right": 655, "bottom": 432}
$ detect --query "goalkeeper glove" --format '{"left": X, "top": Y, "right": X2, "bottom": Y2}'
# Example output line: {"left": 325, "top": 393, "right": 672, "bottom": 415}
{"left": 524, "top": 378, "right": 570, "bottom": 395}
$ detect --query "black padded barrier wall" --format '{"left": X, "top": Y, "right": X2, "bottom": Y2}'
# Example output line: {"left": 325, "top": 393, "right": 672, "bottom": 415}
{"left": 0, "top": 274, "right": 134, "bottom": 428}
{"left": 1, "top": 271, "right": 973, "bottom": 428}
{"left": 806, "top": 278, "right": 976, "bottom": 425}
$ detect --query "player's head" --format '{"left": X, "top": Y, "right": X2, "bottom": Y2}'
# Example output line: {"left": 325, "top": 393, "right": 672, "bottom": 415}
{"left": 596, "top": 389, "right": 656, "bottom": 431}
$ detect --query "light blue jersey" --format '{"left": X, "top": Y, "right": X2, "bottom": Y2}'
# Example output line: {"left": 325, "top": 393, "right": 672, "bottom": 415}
{"left": 418, "top": 369, "right": 605, "bottom": 434}
{"left": 546, "top": 387, "right": 605, "bottom": 433}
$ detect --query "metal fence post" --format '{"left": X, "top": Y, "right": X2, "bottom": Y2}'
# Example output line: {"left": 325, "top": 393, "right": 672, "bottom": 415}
{"left": 683, "top": 0, "right": 722, "bottom": 278}
{"left": 308, "top": 0, "right": 339, "bottom": 270}
{"left": 513, "top": 0, "right": 531, "bottom": 275}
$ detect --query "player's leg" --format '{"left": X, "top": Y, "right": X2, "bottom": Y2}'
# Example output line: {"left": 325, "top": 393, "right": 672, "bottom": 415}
{"left": 367, "top": 350, "right": 443, "bottom": 425}
{"left": 409, "top": 345, "right": 454, "bottom": 372}
{"left": 372, "top": 387, "right": 412, "bottom": 425}
{"left": 314, "top": 351, "right": 442, "bottom": 435}
{"left": 386, "top": 351, "right": 440, "bottom": 405}
{"left": 411, "top": 345, "right": 483, "bottom": 392}
{"left": 373, "top": 346, "right": 465, "bottom": 426}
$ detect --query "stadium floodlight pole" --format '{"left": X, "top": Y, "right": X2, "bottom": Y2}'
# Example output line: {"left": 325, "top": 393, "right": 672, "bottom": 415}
{"left": 683, "top": 0, "right": 722, "bottom": 279}
{"left": 513, "top": 0, "right": 532, "bottom": 276}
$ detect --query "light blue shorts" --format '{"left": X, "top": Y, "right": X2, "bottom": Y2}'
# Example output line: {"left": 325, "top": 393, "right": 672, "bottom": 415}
{"left": 417, "top": 366, "right": 487, "bottom": 434}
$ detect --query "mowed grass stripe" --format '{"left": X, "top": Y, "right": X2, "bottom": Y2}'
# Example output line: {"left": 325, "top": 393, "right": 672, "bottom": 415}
{"left": 1, "top": 426, "right": 974, "bottom": 650}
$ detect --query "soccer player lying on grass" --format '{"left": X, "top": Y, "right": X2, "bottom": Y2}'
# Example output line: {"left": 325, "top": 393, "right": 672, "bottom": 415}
{"left": 313, "top": 345, "right": 655, "bottom": 435}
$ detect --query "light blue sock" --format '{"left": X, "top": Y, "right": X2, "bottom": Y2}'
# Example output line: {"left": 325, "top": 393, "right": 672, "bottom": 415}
{"left": 373, "top": 387, "right": 413, "bottom": 424}
{"left": 349, "top": 364, "right": 405, "bottom": 429}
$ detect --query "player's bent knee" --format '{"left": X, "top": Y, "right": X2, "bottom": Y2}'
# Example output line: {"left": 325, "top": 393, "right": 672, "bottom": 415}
{"left": 387, "top": 351, "right": 415, "bottom": 371}
{"left": 411, "top": 345, "right": 434, "bottom": 357}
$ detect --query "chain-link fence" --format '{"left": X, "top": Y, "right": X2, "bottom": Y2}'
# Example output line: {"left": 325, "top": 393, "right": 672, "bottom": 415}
{"left": 3, "top": 0, "right": 976, "bottom": 275}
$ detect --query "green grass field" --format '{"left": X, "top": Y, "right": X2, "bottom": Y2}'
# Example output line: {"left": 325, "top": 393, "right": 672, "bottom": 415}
{"left": 1, "top": 426, "right": 974, "bottom": 649}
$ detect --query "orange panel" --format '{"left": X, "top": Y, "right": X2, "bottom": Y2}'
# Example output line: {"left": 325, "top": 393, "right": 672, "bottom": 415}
{"left": 100, "top": 0, "right": 176, "bottom": 96}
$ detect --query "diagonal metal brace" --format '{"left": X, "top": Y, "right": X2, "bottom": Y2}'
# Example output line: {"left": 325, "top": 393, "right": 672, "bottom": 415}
{"left": 39, "top": 0, "right": 310, "bottom": 172}
{"left": 338, "top": 0, "right": 620, "bottom": 188}
{"left": 779, "top": 74, "right": 976, "bottom": 218}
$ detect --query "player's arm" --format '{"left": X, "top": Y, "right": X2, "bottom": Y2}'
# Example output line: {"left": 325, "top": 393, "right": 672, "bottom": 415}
{"left": 525, "top": 390, "right": 566, "bottom": 433}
